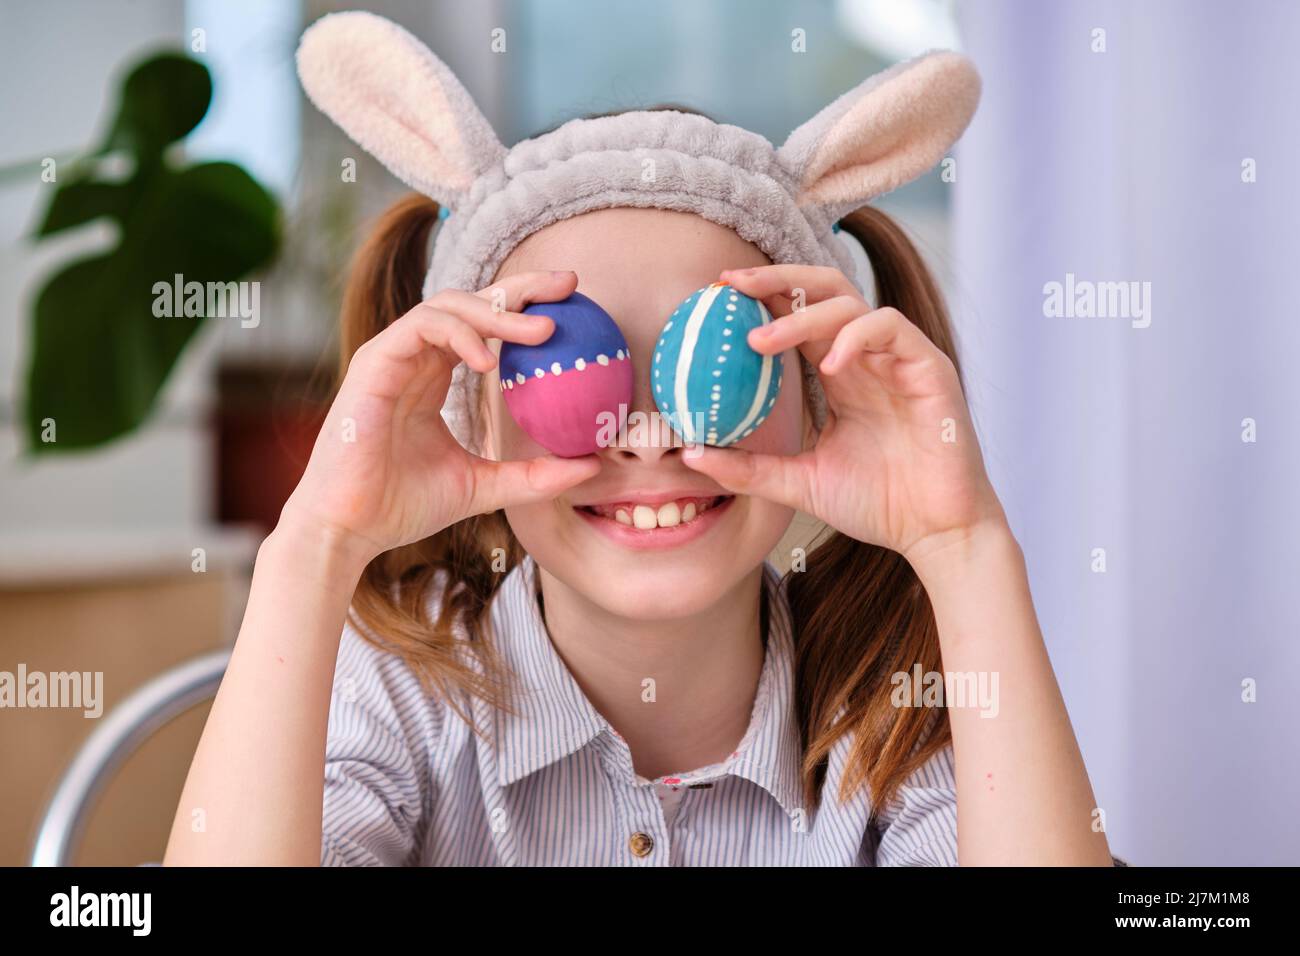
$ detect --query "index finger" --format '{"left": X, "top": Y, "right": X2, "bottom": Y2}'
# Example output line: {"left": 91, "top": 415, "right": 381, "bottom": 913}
{"left": 475, "top": 269, "right": 580, "bottom": 313}
{"left": 719, "top": 264, "right": 859, "bottom": 305}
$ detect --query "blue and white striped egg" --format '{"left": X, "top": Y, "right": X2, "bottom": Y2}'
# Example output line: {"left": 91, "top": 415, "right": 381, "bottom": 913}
{"left": 651, "top": 282, "right": 783, "bottom": 447}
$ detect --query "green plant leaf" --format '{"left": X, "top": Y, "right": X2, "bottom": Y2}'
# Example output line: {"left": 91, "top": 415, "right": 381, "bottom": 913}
{"left": 101, "top": 53, "right": 213, "bottom": 157}
{"left": 24, "top": 48, "right": 280, "bottom": 455}
{"left": 25, "top": 162, "right": 280, "bottom": 452}
{"left": 35, "top": 177, "right": 131, "bottom": 236}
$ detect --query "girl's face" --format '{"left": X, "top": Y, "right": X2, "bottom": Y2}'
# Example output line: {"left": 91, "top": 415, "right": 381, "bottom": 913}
{"left": 485, "top": 207, "right": 814, "bottom": 620}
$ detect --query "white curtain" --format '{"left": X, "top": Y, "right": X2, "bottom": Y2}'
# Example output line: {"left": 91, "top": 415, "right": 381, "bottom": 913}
{"left": 951, "top": 0, "right": 1300, "bottom": 864}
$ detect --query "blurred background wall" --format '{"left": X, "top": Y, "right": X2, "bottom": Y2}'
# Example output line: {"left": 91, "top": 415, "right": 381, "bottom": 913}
{"left": 0, "top": 0, "right": 1294, "bottom": 865}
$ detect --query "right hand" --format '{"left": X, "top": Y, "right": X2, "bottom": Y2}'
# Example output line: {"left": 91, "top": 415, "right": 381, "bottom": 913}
{"left": 278, "top": 269, "right": 600, "bottom": 567}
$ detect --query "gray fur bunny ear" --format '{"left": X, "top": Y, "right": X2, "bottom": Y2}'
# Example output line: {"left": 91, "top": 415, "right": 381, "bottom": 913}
{"left": 778, "top": 51, "right": 980, "bottom": 222}
{"left": 296, "top": 11, "right": 505, "bottom": 207}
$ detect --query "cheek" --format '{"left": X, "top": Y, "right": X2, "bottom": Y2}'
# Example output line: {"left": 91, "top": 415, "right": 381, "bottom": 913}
{"left": 487, "top": 387, "right": 550, "bottom": 460}
{"left": 734, "top": 351, "right": 805, "bottom": 455}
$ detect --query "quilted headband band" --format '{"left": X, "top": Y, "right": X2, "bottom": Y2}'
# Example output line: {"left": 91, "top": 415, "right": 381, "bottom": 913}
{"left": 424, "top": 109, "right": 851, "bottom": 297}
{"left": 296, "top": 10, "right": 981, "bottom": 452}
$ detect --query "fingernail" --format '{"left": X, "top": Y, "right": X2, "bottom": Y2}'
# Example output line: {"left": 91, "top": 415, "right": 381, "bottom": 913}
{"left": 821, "top": 349, "right": 839, "bottom": 369}
{"left": 552, "top": 270, "right": 575, "bottom": 279}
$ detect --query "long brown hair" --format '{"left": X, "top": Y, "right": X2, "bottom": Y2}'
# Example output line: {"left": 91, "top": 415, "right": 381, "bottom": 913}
{"left": 338, "top": 113, "right": 959, "bottom": 817}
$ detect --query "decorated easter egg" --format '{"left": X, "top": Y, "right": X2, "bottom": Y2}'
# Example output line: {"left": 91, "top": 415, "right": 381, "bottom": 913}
{"left": 499, "top": 292, "right": 633, "bottom": 457}
{"left": 651, "top": 282, "right": 782, "bottom": 447}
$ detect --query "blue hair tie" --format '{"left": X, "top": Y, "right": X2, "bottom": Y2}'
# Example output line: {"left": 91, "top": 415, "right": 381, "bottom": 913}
{"left": 438, "top": 206, "right": 452, "bottom": 221}
{"left": 831, "top": 220, "right": 841, "bottom": 234}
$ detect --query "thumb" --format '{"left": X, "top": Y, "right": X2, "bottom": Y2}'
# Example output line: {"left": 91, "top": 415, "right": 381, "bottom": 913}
{"left": 681, "top": 444, "right": 812, "bottom": 512}
{"left": 468, "top": 453, "right": 602, "bottom": 514}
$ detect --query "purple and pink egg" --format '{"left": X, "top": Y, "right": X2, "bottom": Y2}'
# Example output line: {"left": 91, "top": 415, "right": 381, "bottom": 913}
{"left": 498, "top": 292, "right": 632, "bottom": 457}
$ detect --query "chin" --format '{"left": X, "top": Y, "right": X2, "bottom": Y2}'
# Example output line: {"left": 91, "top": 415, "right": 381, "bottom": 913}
{"left": 507, "top": 495, "right": 793, "bottom": 620}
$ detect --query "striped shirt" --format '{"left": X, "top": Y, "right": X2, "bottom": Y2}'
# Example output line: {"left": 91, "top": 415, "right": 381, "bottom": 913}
{"left": 321, "top": 553, "right": 960, "bottom": 866}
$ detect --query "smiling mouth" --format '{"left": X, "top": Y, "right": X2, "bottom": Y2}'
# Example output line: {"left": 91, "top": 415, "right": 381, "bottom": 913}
{"left": 575, "top": 495, "right": 733, "bottom": 530}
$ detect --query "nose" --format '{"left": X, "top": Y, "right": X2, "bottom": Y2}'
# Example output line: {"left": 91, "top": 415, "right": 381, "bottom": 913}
{"left": 595, "top": 353, "right": 688, "bottom": 464}
{"left": 599, "top": 435, "right": 688, "bottom": 465}
{"left": 596, "top": 412, "right": 690, "bottom": 464}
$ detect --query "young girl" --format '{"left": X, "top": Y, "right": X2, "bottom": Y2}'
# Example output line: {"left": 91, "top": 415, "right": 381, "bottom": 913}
{"left": 165, "top": 12, "right": 1115, "bottom": 866}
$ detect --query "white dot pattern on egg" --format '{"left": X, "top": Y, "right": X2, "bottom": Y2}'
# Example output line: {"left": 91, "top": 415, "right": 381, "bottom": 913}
{"left": 650, "top": 283, "right": 782, "bottom": 446}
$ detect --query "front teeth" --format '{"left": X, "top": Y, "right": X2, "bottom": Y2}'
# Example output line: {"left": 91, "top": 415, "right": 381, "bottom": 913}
{"left": 612, "top": 498, "right": 710, "bottom": 529}
{"left": 634, "top": 503, "right": 674, "bottom": 529}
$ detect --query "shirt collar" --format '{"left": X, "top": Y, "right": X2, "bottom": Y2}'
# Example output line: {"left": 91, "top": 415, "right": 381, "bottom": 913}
{"left": 486, "top": 553, "right": 807, "bottom": 819}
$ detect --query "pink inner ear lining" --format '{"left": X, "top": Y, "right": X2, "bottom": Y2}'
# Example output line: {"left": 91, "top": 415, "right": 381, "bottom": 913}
{"left": 296, "top": 10, "right": 478, "bottom": 196}
{"left": 338, "top": 61, "right": 472, "bottom": 191}
{"left": 797, "top": 53, "right": 980, "bottom": 206}
{"left": 798, "top": 124, "right": 913, "bottom": 205}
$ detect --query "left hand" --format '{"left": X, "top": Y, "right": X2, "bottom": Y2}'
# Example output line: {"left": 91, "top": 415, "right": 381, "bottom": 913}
{"left": 681, "top": 264, "right": 1008, "bottom": 569}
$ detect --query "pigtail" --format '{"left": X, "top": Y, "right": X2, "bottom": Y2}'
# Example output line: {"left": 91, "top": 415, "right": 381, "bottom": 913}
{"left": 340, "top": 193, "right": 522, "bottom": 729}
{"left": 788, "top": 206, "right": 958, "bottom": 816}
{"left": 338, "top": 192, "right": 443, "bottom": 370}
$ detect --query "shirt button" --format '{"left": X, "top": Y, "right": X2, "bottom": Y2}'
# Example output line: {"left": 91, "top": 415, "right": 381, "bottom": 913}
{"left": 628, "top": 832, "right": 655, "bottom": 857}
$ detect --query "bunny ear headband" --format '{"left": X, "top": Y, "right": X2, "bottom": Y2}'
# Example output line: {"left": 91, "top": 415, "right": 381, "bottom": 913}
{"left": 296, "top": 10, "right": 980, "bottom": 452}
